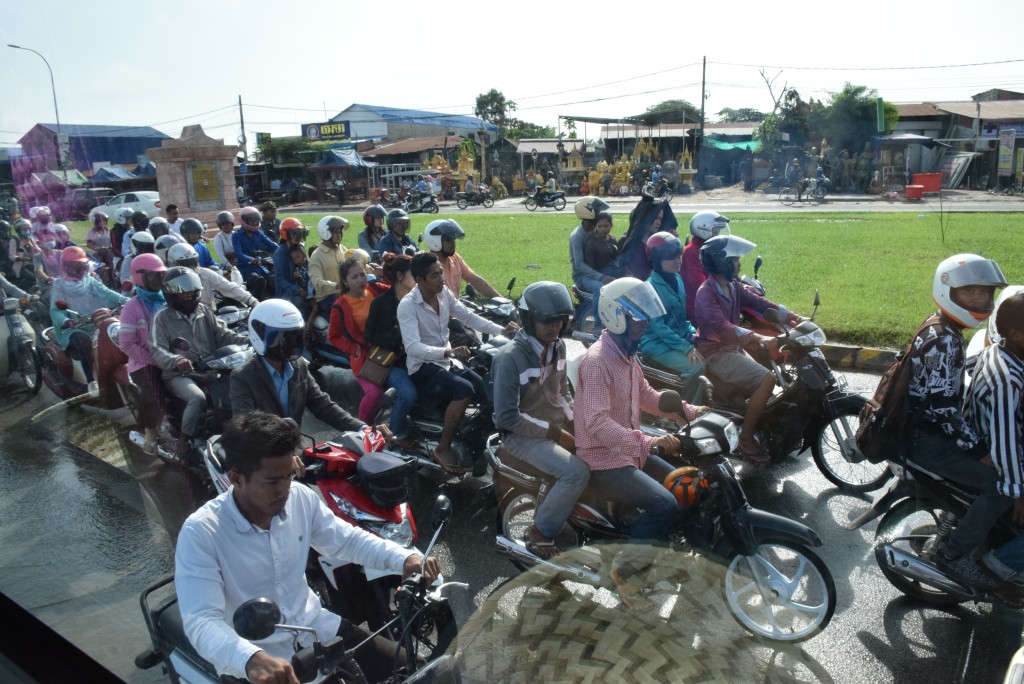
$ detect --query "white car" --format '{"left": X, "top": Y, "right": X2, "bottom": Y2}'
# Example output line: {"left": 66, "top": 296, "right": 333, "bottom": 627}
{"left": 87, "top": 191, "right": 161, "bottom": 222}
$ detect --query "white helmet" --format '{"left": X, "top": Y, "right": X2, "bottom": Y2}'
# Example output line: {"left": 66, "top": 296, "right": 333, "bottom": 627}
{"left": 130, "top": 230, "right": 155, "bottom": 256}
{"left": 574, "top": 196, "right": 609, "bottom": 221}
{"left": 154, "top": 233, "right": 185, "bottom": 264}
{"left": 933, "top": 254, "right": 1007, "bottom": 329}
{"left": 987, "top": 285, "right": 1024, "bottom": 345}
{"left": 423, "top": 219, "right": 464, "bottom": 252}
{"left": 689, "top": 210, "right": 732, "bottom": 241}
{"left": 248, "top": 299, "right": 305, "bottom": 362}
{"left": 115, "top": 207, "right": 135, "bottom": 225}
{"left": 166, "top": 242, "right": 200, "bottom": 269}
{"left": 598, "top": 277, "right": 666, "bottom": 335}
{"left": 317, "top": 215, "right": 349, "bottom": 241}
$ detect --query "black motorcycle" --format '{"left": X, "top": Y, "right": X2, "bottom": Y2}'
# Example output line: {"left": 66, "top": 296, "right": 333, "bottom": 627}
{"left": 456, "top": 187, "right": 494, "bottom": 209}
{"left": 642, "top": 177, "right": 674, "bottom": 202}
{"left": 405, "top": 192, "right": 440, "bottom": 214}
{"left": 524, "top": 187, "right": 567, "bottom": 211}
{"left": 2, "top": 296, "right": 42, "bottom": 393}
{"left": 488, "top": 391, "right": 837, "bottom": 643}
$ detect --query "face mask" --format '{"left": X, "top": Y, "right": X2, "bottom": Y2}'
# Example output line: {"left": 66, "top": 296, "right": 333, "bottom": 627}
{"left": 43, "top": 241, "right": 56, "bottom": 250}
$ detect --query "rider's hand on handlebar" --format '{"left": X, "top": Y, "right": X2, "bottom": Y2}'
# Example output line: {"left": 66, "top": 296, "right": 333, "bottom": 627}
{"left": 447, "top": 346, "right": 471, "bottom": 361}
{"left": 785, "top": 312, "right": 806, "bottom": 326}
{"left": 245, "top": 651, "right": 299, "bottom": 684}
{"left": 61, "top": 318, "right": 76, "bottom": 329}
{"left": 501, "top": 321, "right": 520, "bottom": 336}
{"left": 404, "top": 553, "right": 441, "bottom": 584}
{"left": 651, "top": 434, "right": 681, "bottom": 456}
{"left": 174, "top": 357, "right": 194, "bottom": 373}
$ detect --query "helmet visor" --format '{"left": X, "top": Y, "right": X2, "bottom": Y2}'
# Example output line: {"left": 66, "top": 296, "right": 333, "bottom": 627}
{"left": 945, "top": 259, "right": 1008, "bottom": 288}
{"left": 617, "top": 283, "right": 667, "bottom": 322}
{"left": 263, "top": 326, "right": 305, "bottom": 363}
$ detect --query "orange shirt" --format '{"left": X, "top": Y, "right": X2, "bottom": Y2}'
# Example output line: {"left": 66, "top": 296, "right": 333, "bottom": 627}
{"left": 344, "top": 292, "right": 373, "bottom": 331}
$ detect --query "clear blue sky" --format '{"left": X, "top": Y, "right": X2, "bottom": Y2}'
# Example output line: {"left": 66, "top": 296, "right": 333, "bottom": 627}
{"left": 2, "top": 0, "right": 1021, "bottom": 149}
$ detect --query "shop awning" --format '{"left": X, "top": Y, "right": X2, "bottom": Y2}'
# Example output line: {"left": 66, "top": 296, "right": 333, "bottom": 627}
{"left": 703, "top": 138, "right": 762, "bottom": 152}
{"left": 308, "top": 148, "right": 377, "bottom": 168}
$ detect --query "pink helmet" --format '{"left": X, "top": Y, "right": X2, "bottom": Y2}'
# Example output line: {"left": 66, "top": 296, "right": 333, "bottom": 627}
{"left": 131, "top": 253, "right": 167, "bottom": 288}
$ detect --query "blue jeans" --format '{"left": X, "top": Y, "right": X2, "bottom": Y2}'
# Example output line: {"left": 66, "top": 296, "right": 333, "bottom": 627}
{"left": 586, "top": 455, "right": 679, "bottom": 541}
{"left": 317, "top": 295, "right": 338, "bottom": 319}
{"left": 912, "top": 429, "right": 1012, "bottom": 559}
{"left": 504, "top": 434, "right": 590, "bottom": 539}
{"left": 385, "top": 366, "right": 416, "bottom": 439}
{"left": 411, "top": 363, "right": 485, "bottom": 403}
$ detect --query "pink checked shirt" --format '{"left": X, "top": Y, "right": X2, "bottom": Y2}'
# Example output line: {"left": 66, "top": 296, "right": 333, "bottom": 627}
{"left": 576, "top": 331, "right": 696, "bottom": 472}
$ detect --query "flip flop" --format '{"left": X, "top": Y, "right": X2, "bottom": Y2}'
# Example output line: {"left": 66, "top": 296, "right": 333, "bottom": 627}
{"left": 430, "top": 450, "right": 468, "bottom": 475}
{"left": 525, "top": 528, "right": 564, "bottom": 560}
{"left": 737, "top": 444, "right": 771, "bottom": 465}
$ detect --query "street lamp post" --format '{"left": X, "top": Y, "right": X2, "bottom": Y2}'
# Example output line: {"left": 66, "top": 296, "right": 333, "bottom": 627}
{"left": 8, "top": 44, "right": 69, "bottom": 188}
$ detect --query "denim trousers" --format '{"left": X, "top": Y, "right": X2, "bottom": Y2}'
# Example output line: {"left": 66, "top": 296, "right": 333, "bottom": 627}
{"left": 912, "top": 430, "right": 1013, "bottom": 559}
{"left": 504, "top": 434, "right": 590, "bottom": 539}
{"left": 385, "top": 366, "right": 417, "bottom": 439}
{"left": 586, "top": 454, "right": 679, "bottom": 542}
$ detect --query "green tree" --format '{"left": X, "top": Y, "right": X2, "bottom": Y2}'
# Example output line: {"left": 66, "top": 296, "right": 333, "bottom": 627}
{"left": 475, "top": 89, "right": 555, "bottom": 140}
{"left": 643, "top": 99, "right": 700, "bottom": 122}
{"left": 753, "top": 114, "right": 784, "bottom": 159}
{"left": 815, "top": 83, "right": 897, "bottom": 154}
{"left": 717, "top": 107, "right": 766, "bottom": 123}
{"left": 253, "top": 136, "right": 324, "bottom": 164}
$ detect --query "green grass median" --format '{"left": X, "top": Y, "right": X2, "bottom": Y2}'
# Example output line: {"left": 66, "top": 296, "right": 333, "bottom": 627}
{"left": 67, "top": 210, "right": 1022, "bottom": 349}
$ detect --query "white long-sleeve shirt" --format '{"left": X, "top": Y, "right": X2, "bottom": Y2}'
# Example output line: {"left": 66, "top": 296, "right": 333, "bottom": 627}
{"left": 174, "top": 483, "right": 412, "bottom": 679}
{"left": 396, "top": 285, "right": 502, "bottom": 374}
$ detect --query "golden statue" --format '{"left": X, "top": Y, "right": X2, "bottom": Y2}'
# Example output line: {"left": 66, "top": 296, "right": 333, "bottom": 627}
{"left": 588, "top": 169, "right": 602, "bottom": 196}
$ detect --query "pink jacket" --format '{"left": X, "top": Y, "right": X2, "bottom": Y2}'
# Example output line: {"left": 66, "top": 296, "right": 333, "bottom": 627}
{"left": 118, "top": 297, "right": 158, "bottom": 373}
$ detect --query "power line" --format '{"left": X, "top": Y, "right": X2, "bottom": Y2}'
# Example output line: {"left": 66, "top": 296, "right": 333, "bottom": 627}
{"left": 710, "top": 57, "right": 1024, "bottom": 71}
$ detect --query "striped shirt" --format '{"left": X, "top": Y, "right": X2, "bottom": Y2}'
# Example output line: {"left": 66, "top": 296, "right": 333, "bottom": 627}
{"left": 964, "top": 344, "right": 1024, "bottom": 497}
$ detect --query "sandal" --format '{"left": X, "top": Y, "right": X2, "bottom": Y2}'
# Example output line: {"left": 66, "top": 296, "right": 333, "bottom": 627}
{"left": 391, "top": 436, "right": 420, "bottom": 451}
{"left": 430, "top": 450, "right": 468, "bottom": 475}
{"left": 737, "top": 444, "right": 771, "bottom": 465}
{"left": 525, "top": 527, "right": 563, "bottom": 560}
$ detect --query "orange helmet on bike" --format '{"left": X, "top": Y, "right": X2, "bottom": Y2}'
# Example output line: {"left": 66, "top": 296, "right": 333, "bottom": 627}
{"left": 664, "top": 466, "right": 708, "bottom": 507}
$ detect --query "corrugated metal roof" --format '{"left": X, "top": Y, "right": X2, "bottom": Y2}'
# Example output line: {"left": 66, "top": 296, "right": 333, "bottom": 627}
{"left": 932, "top": 100, "right": 1024, "bottom": 121}
{"left": 514, "top": 139, "right": 587, "bottom": 155}
{"left": 33, "top": 124, "right": 169, "bottom": 139}
{"left": 598, "top": 122, "right": 758, "bottom": 138}
{"left": 895, "top": 103, "right": 944, "bottom": 117}
{"left": 343, "top": 105, "right": 498, "bottom": 132}
{"left": 362, "top": 135, "right": 465, "bottom": 157}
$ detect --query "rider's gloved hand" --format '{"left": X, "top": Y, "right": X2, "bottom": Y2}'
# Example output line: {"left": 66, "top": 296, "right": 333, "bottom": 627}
{"left": 61, "top": 318, "right": 76, "bottom": 329}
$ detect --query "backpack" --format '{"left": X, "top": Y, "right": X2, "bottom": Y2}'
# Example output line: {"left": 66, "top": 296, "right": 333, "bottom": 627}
{"left": 855, "top": 315, "right": 941, "bottom": 464}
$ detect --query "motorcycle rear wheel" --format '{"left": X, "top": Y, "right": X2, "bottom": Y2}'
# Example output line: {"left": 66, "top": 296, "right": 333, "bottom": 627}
{"left": 660, "top": 190, "right": 674, "bottom": 203}
{"left": 457, "top": 198, "right": 468, "bottom": 210}
{"left": 18, "top": 347, "right": 43, "bottom": 394}
{"left": 874, "top": 497, "right": 964, "bottom": 604}
{"left": 811, "top": 405, "right": 889, "bottom": 493}
{"left": 427, "top": 202, "right": 439, "bottom": 214}
{"left": 524, "top": 198, "right": 538, "bottom": 211}
{"left": 723, "top": 540, "right": 836, "bottom": 642}
{"left": 483, "top": 197, "right": 495, "bottom": 209}
{"left": 809, "top": 187, "right": 826, "bottom": 204}
{"left": 554, "top": 197, "right": 567, "bottom": 210}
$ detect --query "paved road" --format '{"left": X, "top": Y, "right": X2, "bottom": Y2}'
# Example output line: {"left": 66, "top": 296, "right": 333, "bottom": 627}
{"left": 2, "top": 366, "right": 1022, "bottom": 683}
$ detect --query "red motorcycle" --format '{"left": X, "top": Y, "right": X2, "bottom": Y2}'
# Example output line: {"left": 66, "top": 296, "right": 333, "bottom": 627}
{"left": 39, "top": 301, "right": 127, "bottom": 408}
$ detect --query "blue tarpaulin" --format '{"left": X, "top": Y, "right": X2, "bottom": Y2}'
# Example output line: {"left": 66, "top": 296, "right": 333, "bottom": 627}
{"left": 309, "top": 148, "right": 377, "bottom": 168}
{"left": 91, "top": 166, "right": 137, "bottom": 182}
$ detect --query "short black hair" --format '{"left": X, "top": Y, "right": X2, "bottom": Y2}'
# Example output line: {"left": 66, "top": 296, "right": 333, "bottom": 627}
{"left": 995, "top": 292, "right": 1024, "bottom": 339}
{"left": 165, "top": 204, "right": 178, "bottom": 213}
{"left": 260, "top": 201, "right": 277, "bottom": 211}
{"left": 288, "top": 243, "right": 306, "bottom": 258}
{"left": 410, "top": 252, "right": 437, "bottom": 281}
{"left": 595, "top": 211, "right": 613, "bottom": 224}
{"left": 222, "top": 411, "right": 300, "bottom": 479}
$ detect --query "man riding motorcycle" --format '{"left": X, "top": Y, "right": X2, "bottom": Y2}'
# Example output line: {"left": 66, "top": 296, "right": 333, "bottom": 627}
{"left": 231, "top": 205, "right": 278, "bottom": 300}
{"left": 166, "top": 243, "right": 257, "bottom": 312}
{"left": 423, "top": 219, "right": 500, "bottom": 299}
{"left": 309, "top": 215, "right": 349, "bottom": 316}
{"left": 681, "top": 210, "right": 731, "bottom": 318}
{"left": 377, "top": 208, "right": 416, "bottom": 257}
{"left": 492, "top": 281, "right": 588, "bottom": 559}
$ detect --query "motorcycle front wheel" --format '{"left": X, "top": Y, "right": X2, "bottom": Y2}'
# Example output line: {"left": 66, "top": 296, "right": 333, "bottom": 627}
{"left": 723, "top": 540, "right": 836, "bottom": 642}
{"left": 457, "top": 198, "right": 468, "bottom": 210}
{"left": 661, "top": 190, "right": 674, "bottom": 203}
{"left": 811, "top": 405, "right": 889, "bottom": 493}
{"left": 18, "top": 346, "right": 43, "bottom": 394}
{"left": 483, "top": 197, "right": 495, "bottom": 208}
{"left": 874, "top": 497, "right": 963, "bottom": 604}
{"left": 553, "top": 197, "right": 567, "bottom": 210}
{"left": 524, "top": 198, "right": 538, "bottom": 211}
{"left": 778, "top": 186, "right": 798, "bottom": 206}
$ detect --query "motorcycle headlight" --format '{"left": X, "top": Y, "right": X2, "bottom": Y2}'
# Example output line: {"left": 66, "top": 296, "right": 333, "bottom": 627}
{"left": 329, "top": 492, "right": 387, "bottom": 523}
{"left": 106, "top": 322, "right": 121, "bottom": 346}
{"left": 207, "top": 350, "right": 252, "bottom": 369}
{"left": 724, "top": 422, "right": 740, "bottom": 452}
{"left": 368, "top": 515, "right": 415, "bottom": 547}
{"left": 695, "top": 437, "right": 722, "bottom": 455}
{"left": 793, "top": 328, "right": 826, "bottom": 347}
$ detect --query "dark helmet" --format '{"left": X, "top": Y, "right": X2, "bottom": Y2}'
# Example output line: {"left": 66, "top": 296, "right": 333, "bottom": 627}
{"left": 131, "top": 210, "right": 150, "bottom": 231}
{"left": 386, "top": 208, "right": 409, "bottom": 232}
{"left": 161, "top": 265, "right": 203, "bottom": 316}
{"left": 0, "top": 220, "right": 11, "bottom": 239}
{"left": 645, "top": 231, "right": 683, "bottom": 265}
{"left": 179, "top": 218, "right": 204, "bottom": 238}
{"left": 698, "top": 235, "right": 756, "bottom": 278}
{"left": 216, "top": 210, "right": 234, "bottom": 227}
{"left": 130, "top": 230, "right": 156, "bottom": 255}
{"left": 363, "top": 204, "right": 387, "bottom": 227}
{"left": 518, "top": 281, "right": 574, "bottom": 335}
{"left": 13, "top": 218, "right": 31, "bottom": 237}
{"left": 148, "top": 216, "right": 170, "bottom": 238}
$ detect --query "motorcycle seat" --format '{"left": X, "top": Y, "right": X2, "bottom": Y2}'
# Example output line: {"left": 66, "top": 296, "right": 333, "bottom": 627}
{"left": 495, "top": 446, "right": 546, "bottom": 480}
{"left": 155, "top": 600, "right": 219, "bottom": 679}
{"left": 904, "top": 458, "right": 984, "bottom": 496}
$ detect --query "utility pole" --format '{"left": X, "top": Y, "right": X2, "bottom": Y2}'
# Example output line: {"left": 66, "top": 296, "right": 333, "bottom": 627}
{"left": 698, "top": 56, "right": 706, "bottom": 185}
{"left": 238, "top": 95, "right": 248, "bottom": 162}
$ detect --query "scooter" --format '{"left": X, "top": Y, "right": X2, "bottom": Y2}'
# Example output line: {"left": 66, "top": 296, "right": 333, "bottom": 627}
{"left": 39, "top": 302, "right": 126, "bottom": 405}
{"left": 306, "top": 311, "right": 351, "bottom": 371}
{"left": 375, "top": 321, "right": 510, "bottom": 477}
{"left": 524, "top": 187, "right": 567, "bottom": 211}
{"left": 847, "top": 459, "right": 1020, "bottom": 606}
{"left": 488, "top": 390, "right": 837, "bottom": 643}
{"left": 135, "top": 495, "right": 462, "bottom": 684}
{"left": 641, "top": 177, "right": 674, "bottom": 202}
{"left": 456, "top": 187, "right": 494, "bottom": 209}
{"left": 405, "top": 192, "right": 440, "bottom": 214}
{"left": 1, "top": 296, "right": 42, "bottom": 393}
{"left": 453, "top": 278, "right": 518, "bottom": 348}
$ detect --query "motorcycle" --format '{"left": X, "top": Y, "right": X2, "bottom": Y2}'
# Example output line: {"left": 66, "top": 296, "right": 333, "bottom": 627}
{"left": 456, "top": 187, "right": 494, "bottom": 210}
{"left": 39, "top": 302, "right": 127, "bottom": 405}
{"left": 127, "top": 340, "right": 252, "bottom": 464}
{"left": 454, "top": 278, "right": 518, "bottom": 348}
{"left": 375, "top": 322, "right": 510, "bottom": 477}
{"left": 306, "top": 312, "right": 351, "bottom": 372}
{"left": 848, "top": 459, "right": 1019, "bottom": 606}
{"left": 488, "top": 390, "right": 837, "bottom": 643}
{"left": 135, "top": 494, "right": 462, "bottom": 684}
{"left": 381, "top": 188, "right": 408, "bottom": 208}
{"left": 524, "top": 187, "right": 567, "bottom": 211}
{"left": 642, "top": 177, "right": 674, "bottom": 202}
{"left": 405, "top": 192, "right": 440, "bottom": 215}
{"left": 1, "top": 296, "right": 42, "bottom": 393}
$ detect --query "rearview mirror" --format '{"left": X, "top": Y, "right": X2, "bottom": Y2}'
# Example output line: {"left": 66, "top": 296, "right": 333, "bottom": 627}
{"left": 813, "top": 289, "right": 820, "bottom": 308}
{"left": 465, "top": 283, "right": 478, "bottom": 299}
{"left": 432, "top": 495, "right": 452, "bottom": 528}
{"left": 754, "top": 255, "right": 763, "bottom": 278}
{"left": 506, "top": 277, "right": 516, "bottom": 292}
{"left": 657, "top": 390, "right": 684, "bottom": 415}
{"left": 232, "top": 598, "right": 281, "bottom": 641}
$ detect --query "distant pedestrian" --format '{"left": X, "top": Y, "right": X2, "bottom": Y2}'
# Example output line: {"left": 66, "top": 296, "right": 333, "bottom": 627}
{"left": 335, "top": 176, "right": 347, "bottom": 207}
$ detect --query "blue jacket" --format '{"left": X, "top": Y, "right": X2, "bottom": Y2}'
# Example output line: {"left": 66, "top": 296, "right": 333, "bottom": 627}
{"left": 231, "top": 228, "right": 278, "bottom": 277}
{"left": 195, "top": 241, "right": 218, "bottom": 269}
{"left": 273, "top": 242, "right": 302, "bottom": 297}
{"left": 639, "top": 269, "right": 696, "bottom": 357}
{"left": 377, "top": 232, "right": 416, "bottom": 257}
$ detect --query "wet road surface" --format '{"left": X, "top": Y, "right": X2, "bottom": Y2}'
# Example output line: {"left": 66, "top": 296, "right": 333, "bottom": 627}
{"left": 1, "top": 367, "right": 1022, "bottom": 683}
